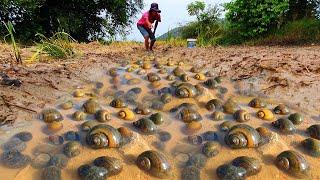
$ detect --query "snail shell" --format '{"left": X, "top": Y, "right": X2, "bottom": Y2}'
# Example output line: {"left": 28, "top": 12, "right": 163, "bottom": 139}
{"left": 233, "top": 110, "right": 250, "bottom": 122}
{"left": 166, "top": 75, "right": 175, "bottom": 81}
{"left": 95, "top": 110, "right": 111, "bottom": 122}
{"left": 216, "top": 164, "right": 247, "bottom": 180}
{"left": 224, "top": 124, "right": 261, "bottom": 149}
{"left": 220, "top": 121, "right": 236, "bottom": 132}
{"left": 118, "top": 109, "right": 135, "bottom": 121}
{"left": 110, "top": 98, "right": 127, "bottom": 108}
{"left": 150, "top": 113, "right": 164, "bottom": 125}
{"left": 81, "top": 120, "right": 98, "bottom": 132}
{"left": 160, "top": 93, "right": 172, "bottom": 104}
{"left": 306, "top": 124, "right": 320, "bottom": 140}
{"left": 248, "top": 98, "right": 266, "bottom": 108}
{"left": 109, "top": 68, "right": 118, "bottom": 77}
{"left": 231, "top": 156, "right": 261, "bottom": 176}
{"left": 60, "top": 101, "right": 73, "bottom": 110}
{"left": 73, "top": 89, "right": 85, "bottom": 97}
{"left": 86, "top": 124, "right": 122, "bottom": 149}
{"left": 204, "top": 78, "right": 218, "bottom": 89}
{"left": 257, "top": 109, "right": 274, "bottom": 121}
{"left": 288, "top": 113, "right": 304, "bottom": 125}
{"left": 205, "top": 99, "right": 223, "bottom": 111}
{"left": 142, "top": 62, "right": 152, "bottom": 70}
{"left": 134, "top": 105, "right": 152, "bottom": 115}
{"left": 275, "top": 150, "right": 310, "bottom": 178}
{"left": 158, "top": 68, "right": 167, "bottom": 74}
{"left": 175, "top": 83, "right": 198, "bottom": 98}
{"left": 301, "top": 138, "right": 320, "bottom": 157}
{"left": 180, "top": 74, "right": 190, "bottom": 82}
{"left": 202, "top": 142, "right": 219, "bottom": 157}
{"left": 194, "top": 73, "right": 206, "bottom": 81}
{"left": 173, "top": 67, "right": 185, "bottom": 77}
{"left": 190, "top": 66, "right": 202, "bottom": 73}
{"left": 223, "top": 100, "right": 240, "bottom": 114}
{"left": 63, "top": 141, "right": 81, "bottom": 158}
{"left": 273, "top": 104, "right": 290, "bottom": 115}
{"left": 82, "top": 99, "right": 100, "bottom": 114}
{"left": 205, "top": 71, "right": 214, "bottom": 77}
{"left": 73, "top": 111, "right": 86, "bottom": 121}
{"left": 94, "top": 156, "right": 123, "bottom": 176}
{"left": 211, "top": 111, "right": 225, "bottom": 121}
{"left": 256, "top": 127, "right": 272, "bottom": 144}
{"left": 133, "top": 118, "right": 157, "bottom": 134}
{"left": 41, "top": 109, "right": 63, "bottom": 123}
{"left": 136, "top": 150, "right": 172, "bottom": 178}
{"left": 271, "top": 118, "right": 296, "bottom": 134}
{"left": 147, "top": 73, "right": 161, "bottom": 82}
{"left": 179, "top": 108, "right": 202, "bottom": 123}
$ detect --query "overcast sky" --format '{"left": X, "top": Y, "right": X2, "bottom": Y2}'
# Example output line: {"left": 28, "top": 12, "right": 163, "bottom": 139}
{"left": 126, "top": 0, "right": 230, "bottom": 41}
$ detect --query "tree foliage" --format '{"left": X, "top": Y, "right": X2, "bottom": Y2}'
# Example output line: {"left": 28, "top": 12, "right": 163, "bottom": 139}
{"left": 0, "top": 0, "right": 143, "bottom": 42}
{"left": 286, "top": 0, "right": 320, "bottom": 20}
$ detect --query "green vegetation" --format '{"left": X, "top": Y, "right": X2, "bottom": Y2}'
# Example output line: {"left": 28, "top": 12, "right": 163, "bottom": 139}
{"left": 2, "top": 21, "right": 22, "bottom": 64}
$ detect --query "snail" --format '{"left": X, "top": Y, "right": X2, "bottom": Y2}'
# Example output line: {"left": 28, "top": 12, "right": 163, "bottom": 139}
{"left": 211, "top": 111, "right": 225, "bottom": 121}
{"left": 220, "top": 121, "right": 236, "bottom": 132}
{"left": 256, "top": 109, "right": 274, "bottom": 121}
{"left": 288, "top": 113, "right": 304, "bottom": 125}
{"left": 134, "top": 105, "right": 152, "bottom": 115}
{"left": 306, "top": 124, "right": 320, "bottom": 140}
{"left": 180, "top": 74, "right": 190, "bottom": 82}
{"left": 41, "top": 109, "right": 63, "bottom": 123}
{"left": 194, "top": 73, "right": 206, "bottom": 81}
{"left": 175, "top": 83, "right": 198, "bottom": 98}
{"left": 205, "top": 99, "right": 223, "bottom": 111}
{"left": 224, "top": 124, "right": 261, "bottom": 149}
{"left": 110, "top": 98, "right": 127, "bottom": 108}
{"left": 118, "top": 109, "right": 135, "bottom": 121}
{"left": 223, "top": 100, "right": 240, "bottom": 114}
{"left": 47, "top": 121, "right": 63, "bottom": 133}
{"left": 190, "top": 66, "right": 202, "bottom": 73}
{"left": 301, "top": 138, "right": 320, "bottom": 157}
{"left": 150, "top": 113, "right": 164, "bottom": 125}
{"left": 158, "top": 68, "right": 167, "bottom": 74}
{"left": 231, "top": 156, "right": 261, "bottom": 176}
{"left": 173, "top": 67, "right": 185, "bottom": 77}
{"left": 275, "top": 150, "right": 310, "bottom": 178}
{"left": 166, "top": 75, "right": 175, "bottom": 81}
{"left": 202, "top": 142, "right": 219, "bottom": 157}
{"left": 94, "top": 156, "right": 123, "bottom": 176}
{"left": 273, "top": 104, "right": 290, "bottom": 115}
{"left": 73, "top": 89, "right": 85, "bottom": 97}
{"left": 73, "top": 111, "right": 86, "bottom": 121}
{"left": 179, "top": 108, "right": 202, "bottom": 123}
{"left": 204, "top": 78, "right": 218, "bottom": 89}
{"left": 81, "top": 120, "right": 98, "bottom": 132}
{"left": 256, "top": 127, "right": 272, "bottom": 144}
{"left": 133, "top": 118, "right": 157, "bottom": 134}
{"left": 216, "top": 164, "right": 247, "bottom": 180}
{"left": 271, "top": 118, "right": 296, "bottom": 134}
{"left": 60, "top": 100, "right": 73, "bottom": 110}
{"left": 142, "top": 62, "right": 152, "bottom": 70}
{"left": 147, "top": 73, "right": 161, "bottom": 82}
{"left": 160, "top": 93, "right": 172, "bottom": 104}
{"left": 186, "top": 121, "right": 202, "bottom": 134}
{"left": 63, "top": 141, "right": 81, "bottom": 158}
{"left": 136, "top": 150, "right": 172, "bottom": 178}
{"left": 95, "top": 110, "right": 111, "bottom": 122}
{"left": 233, "top": 110, "right": 250, "bottom": 122}
{"left": 248, "top": 98, "right": 266, "bottom": 108}
{"left": 86, "top": 124, "right": 122, "bottom": 149}
{"left": 82, "top": 99, "right": 100, "bottom": 114}
{"left": 166, "top": 61, "right": 174, "bottom": 66}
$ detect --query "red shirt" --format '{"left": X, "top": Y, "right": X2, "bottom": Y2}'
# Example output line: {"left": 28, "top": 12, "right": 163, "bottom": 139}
{"left": 137, "top": 11, "right": 161, "bottom": 29}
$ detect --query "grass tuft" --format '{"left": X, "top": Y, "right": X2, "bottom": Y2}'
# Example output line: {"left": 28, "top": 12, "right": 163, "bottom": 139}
{"left": 2, "top": 21, "right": 22, "bottom": 64}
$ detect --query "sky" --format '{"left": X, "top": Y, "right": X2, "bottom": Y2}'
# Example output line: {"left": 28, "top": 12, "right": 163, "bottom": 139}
{"left": 126, "top": 0, "right": 230, "bottom": 41}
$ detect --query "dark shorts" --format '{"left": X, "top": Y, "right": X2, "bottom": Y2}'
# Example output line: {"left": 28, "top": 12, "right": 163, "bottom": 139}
{"left": 137, "top": 25, "right": 156, "bottom": 41}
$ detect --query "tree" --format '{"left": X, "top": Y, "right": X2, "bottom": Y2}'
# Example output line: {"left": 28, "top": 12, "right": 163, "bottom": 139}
{"left": 0, "top": 0, "right": 143, "bottom": 42}
{"left": 286, "top": 0, "right": 320, "bottom": 20}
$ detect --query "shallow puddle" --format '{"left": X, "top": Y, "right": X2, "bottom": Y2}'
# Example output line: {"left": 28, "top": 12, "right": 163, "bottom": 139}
{"left": 0, "top": 59, "right": 319, "bottom": 180}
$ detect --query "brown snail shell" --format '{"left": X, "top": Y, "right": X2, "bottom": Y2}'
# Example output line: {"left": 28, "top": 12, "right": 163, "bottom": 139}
{"left": 117, "top": 127, "right": 133, "bottom": 139}
{"left": 204, "top": 78, "right": 218, "bottom": 89}
{"left": 42, "top": 109, "right": 63, "bottom": 123}
{"left": 179, "top": 108, "right": 202, "bottom": 123}
{"left": 233, "top": 110, "right": 250, "bottom": 122}
{"left": 180, "top": 74, "right": 190, "bottom": 82}
{"left": 271, "top": 118, "right": 296, "bottom": 134}
{"left": 186, "top": 121, "right": 202, "bottom": 134}
{"left": 223, "top": 100, "right": 240, "bottom": 114}
{"left": 194, "top": 73, "right": 206, "bottom": 81}
{"left": 202, "top": 141, "right": 219, "bottom": 158}
{"left": 150, "top": 81, "right": 161, "bottom": 89}
{"left": 173, "top": 67, "right": 185, "bottom": 77}
{"left": 47, "top": 121, "right": 63, "bottom": 133}
{"left": 175, "top": 83, "right": 198, "bottom": 98}
{"left": 118, "top": 109, "right": 135, "bottom": 121}
{"left": 160, "top": 93, "right": 172, "bottom": 104}
{"left": 136, "top": 150, "right": 172, "bottom": 178}
{"left": 205, "top": 99, "right": 223, "bottom": 111}
{"left": 73, "top": 89, "right": 85, "bottom": 97}
{"left": 275, "top": 150, "right": 310, "bottom": 178}
{"left": 248, "top": 98, "right": 266, "bottom": 108}
{"left": 81, "top": 120, "right": 99, "bottom": 132}
{"left": 273, "top": 104, "right": 290, "bottom": 115}
{"left": 60, "top": 101, "right": 73, "bottom": 110}
{"left": 134, "top": 105, "right": 152, "bottom": 115}
{"left": 288, "top": 113, "right": 304, "bottom": 125}
{"left": 166, "top": 75, "right": 175, "bottom": 81}
{"left": 63, "top": 141, "right": 81, "bottom": 158}
{"left": 306, "top": 124, "right": 320, "bottom": 140}
{"left": 94, "top": 156, "right": 123, "bottom": 176}
{"left": 301, "top": 138, "right": 320, "bottom": 157}
{"left": 86, "top": 124, "right": 122, "bottom": 149}
{"left": 110, "top": 98, "right": 127, "bottom": 108}
{"left": 82, "top": 99, "right": 100, "bottom": 114}
{"left": 231, "top": 156, "right": 261, "bottom": 176}
{"left": 142, "top": 62, "right": 152, "bottom": 70}
{"left": 147, "top": 73, "right": 161, "bottom": 82}
{"left": 150, "top": 113, "right": 164, "bottom": 125}
{"left": 224, "top": 124, "right": 261, "bottom": 149}
{"left": 190, "top": 66, "right": 202, "bottom": 73}
{"left": 256, "top": 127, "right": 272, "bottom": 144}
{"left": 220, "top": 121, "right": 236, "bottom": 132}
{"left": 95, "top": 110, "right": 111, "bottom": 122}
{"left": 133, "top": 118, "right": 157, "bottom": 134}
{"left": 73, "top": 111, "right": 86, "bottom": 121}
{"left": 211, "top": 111, "right": 225, "bottom": 121}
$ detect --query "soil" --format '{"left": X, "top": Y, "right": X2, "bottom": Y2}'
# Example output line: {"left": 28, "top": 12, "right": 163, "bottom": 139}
{"left": 0, "top": 42, "right": 319, "bottom": 180}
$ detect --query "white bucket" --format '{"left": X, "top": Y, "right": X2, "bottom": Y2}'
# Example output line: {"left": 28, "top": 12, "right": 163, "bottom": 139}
{"left": 187, "top": 39, "right": 197, "bottom": 48}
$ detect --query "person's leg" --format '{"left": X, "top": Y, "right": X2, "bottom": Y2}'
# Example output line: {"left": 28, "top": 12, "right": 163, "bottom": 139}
{"left": 144, "top": 36, "right": 150, "bottom": 51}
{"left": 137, "top": 25, "right": 151, "bottom": 51}
{"left": 147, "top": 29, "right": 156, "bottom": 51}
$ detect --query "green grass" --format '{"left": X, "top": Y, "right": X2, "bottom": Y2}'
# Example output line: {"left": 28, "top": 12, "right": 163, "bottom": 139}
{"left": 2, "top": 21, "right": 22, "bottom": 64}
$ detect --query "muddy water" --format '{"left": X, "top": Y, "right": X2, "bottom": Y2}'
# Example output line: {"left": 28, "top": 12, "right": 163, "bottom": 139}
{"left": 0, "top": 59, "right": 319, "bottom": 180}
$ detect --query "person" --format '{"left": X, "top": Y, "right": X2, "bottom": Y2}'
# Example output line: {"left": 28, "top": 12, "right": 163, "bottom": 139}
{"left": 137, "top": 3, "right": 161, "bottom": 51}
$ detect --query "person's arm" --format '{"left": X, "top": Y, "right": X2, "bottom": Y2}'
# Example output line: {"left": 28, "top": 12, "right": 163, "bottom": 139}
{"left": 153, "top": 20, "right": 158, "bottom": 34}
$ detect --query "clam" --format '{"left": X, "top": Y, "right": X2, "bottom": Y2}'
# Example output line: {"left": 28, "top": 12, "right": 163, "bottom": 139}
{"left": 73, "top": 111, "right": 86, "bottom": 121}
{"left": 223, "top": 100, "right": 240, "bottom": 114}
{"left": 231, "top": 156, "right": 261, "bottom": 176}
{"left": 211, "top": 111, "right": 225, "bottom": 121}
{"left": 42, "top": 166, "right": 61, "bottom": 180}
{"left": 161, "top": 93, "right": 172, "bottom": 104}
{"left": 86, "top": 124, "right": 122, "bottom": 149}
{"left": 271, "top": 118, "right": 296, "bottom": 134}
{"left": 220, "top": 121, "right": 236, "bottom": 132}
{"left": 60, "top": 100, "right": 73, "bottom": 110}
{"left": 136, "top": 150, "right": 172, "bottom": 178}
{"left": 194, "top": 73, "right": 206, "bottom": 81}
{"left": 15, "top": 132, "right": 33, "bottom": 142}
{"left": 307, "top": 124, "right": 320, "bottom": 140}
{"left": 94, "top": 156, "right": 123, "bottom": 176}
{"left": 78, "top": 164, "right": 108, "bottom": 179}
{"left": 273, "top": 104, "right": 290, "bottom": 115}
{"left": 233, "top": 110, "right": 250, "bottom": 122}
{"left": 224, "top": 124, "right": 261, "bottom": 149}
{"left": 47, "top": 121, "right": 63, "bottom": 133}
{"left": 248, "top": 98, "right": 266, "bottom": 108}
{"left": 275, "top": 150, "right": 310, "bottom": 178}
{"left": 63, "top": 141, "right": 81, "bottom": 158}
{"left": 133, "top": 118, "right": 157, "bottom": 134}
{"left": 180, "top": 74, "right": 190, "bottom": 82}
{"left": 147, "top": 73, "right": 161, "bottom": 82}
{"left": 81, "top": 120, "right": 98, "bottom": 132}
{"left": 95, "top": 110, "right": 111, "bottom": 122}
{"left": 186, "top": 121, "right": 202, "bottom": 134}
{"left": 83, "top": 99, "right": 100, "bottom": 114}
{"left": 205, "top": 99, "right": 223, "bottom": 111}
{"left": 134, "top": 105, "right": 152, "bottom": 115}
{"left": 73, "top": 89, "right": 85, "bottom": 97}
{"left": 42, "top": 109, "right": 63, "bottom": 123}
{"left": 301, "top": 138, "right": 320, "bottom": 157}
{"left": 204, "top": 78, "right": 218, "bottom": 89}
{"left": 150, "top": 113, "right": 164, "bottom": 125}
{"left": 216, "top": 164, "right": 247, "bottom": 180}
{"left": 288, "top": 113, "right": 304, "bottom": 125}
{"left": 173, "top": 67, "right": 185, "bottom": 77}
{"left": 110, "top": 98, "right": 127, "bottom": 108}
{"left": 1, "top": 150, "right": 30, "bottom": 168}
{"left": 179, "top": 108, "right": 202, "bottom": 123}
{"left": 175, "top": 83, "right": 198, "bottom": 98}
{"left": 118, "top": 109, "right": 135, "bottom": 121}
{"left": 257, "top": 109, "right": 274, "bottom": 121}
{"left": 202, "top": 142, "right": 219, "bottom": 157}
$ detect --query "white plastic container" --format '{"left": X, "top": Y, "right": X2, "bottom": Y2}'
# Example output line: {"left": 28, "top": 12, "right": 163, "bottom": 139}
{"left": 187, "top": 39, "right": 197, "bottom": 48}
